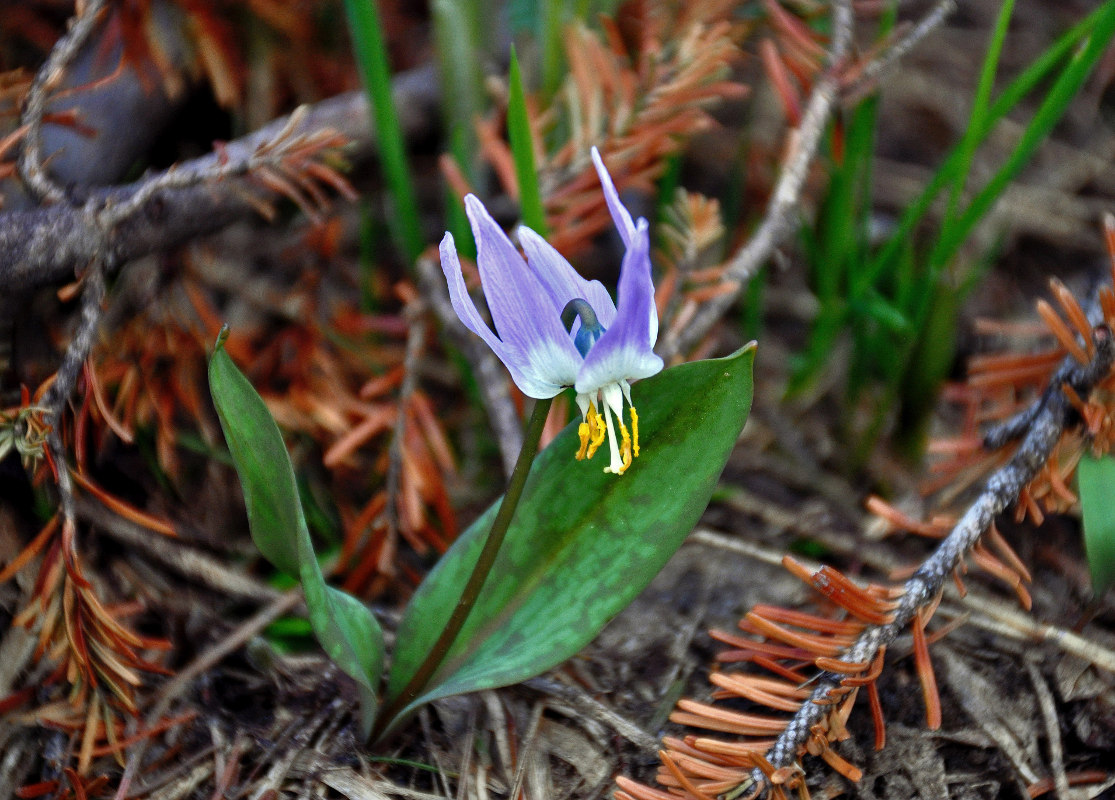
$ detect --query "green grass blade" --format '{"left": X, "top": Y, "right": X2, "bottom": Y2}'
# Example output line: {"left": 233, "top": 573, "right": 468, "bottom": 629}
{"left": 932, "top": 1, "right": 1115, "bottom": 267}
{"left": 508, "top": 46, "right": 548, "bottom": 235}
{"left": 538, "top": 0, "right": 565, "bottom": 98}
{"left": 865, "top": 3, "right": 1107, "bottom": 285}
{"left": 344, "top": 0, "right": 425, "bottom": 263}
{"left": 1078, "top": 454, "right": 1115, "bottom": 596}
{"left": 935, "top": 0, "right": 1016, "bottom": 250}
{"left": 434, "top": 0, "right": 486, "bottom": 259}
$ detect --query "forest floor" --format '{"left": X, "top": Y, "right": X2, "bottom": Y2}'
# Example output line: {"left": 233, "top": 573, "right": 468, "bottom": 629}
{"left": 1, "top": 2, "right": 1115, "bottom": 799}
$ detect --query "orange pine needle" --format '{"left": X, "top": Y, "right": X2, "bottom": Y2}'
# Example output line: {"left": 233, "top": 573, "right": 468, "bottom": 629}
{"left": 1050, "top": 279, "right": 1093, "bottom": 347}
{"left": 986, "top": 524, "right": 1032, "bottom": 584}
{"left": 659, "top": 751, "right": 719, "bottom": 800}
{"left": 1036, "top": 299, "right": 1089, "bottom": 365}
{"left": 672, "top": 700, "right": 787, "bottom": 735}
{"left": 83, "top": 363, "right": 134, "bottom": 444}
{"left": 967, "top": 348, "right": 1064, "bottom": 375}
{"left": 785, "top": 558, "right": 898, "bottom": 624}
{"left": 0, "top": 517, "right": 58, "bottom": 584}
{"left": 818, "top": 743, "right": 863, "bottom": 782}
{"left": 814, "top": 655, "right": 871, "bottom": 676}
{"left": 970, "top": 544, "right": 1032, "bottom": 610}
{"left": 1027, "top": 769, "right": 1111, "bottom": 798}
{"left": 742, "top": 614, "right": 853, "bottom": 656}
{"left": 867, "top": 679, "right": 886, "bottom": 750}
{"left": 911, "top": 610, "right": 942, "bottom": 730}
{"left": 87, "top": 711, "right": 196, "bottom": 758}
{"left": 614, "top": 776, "right": 679, "bottom": 800}
{"left": 710, "top": 672, "right": 807, "bottom": 713}
{"left": 684, "top": 737, "right": 777, "bottom": 762}
{"left": 749, "top": 604, "right": 865, "bottom": 637}
{"left": 759, "top": 39, "right": 801, "bottom": 127}
{"left": 865, "top": 496, "right": 949, "bottom": 537}
{"left": 69, "top": 472, "right": 176, "bottom": 537}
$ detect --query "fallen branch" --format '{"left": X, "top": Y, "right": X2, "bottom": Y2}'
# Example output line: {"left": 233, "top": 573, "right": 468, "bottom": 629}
{"left": 757, "top": 324, "right": 1113, "bottom": 787}
{"left": 0, "top": 70, "right": 439, "bottom": 293}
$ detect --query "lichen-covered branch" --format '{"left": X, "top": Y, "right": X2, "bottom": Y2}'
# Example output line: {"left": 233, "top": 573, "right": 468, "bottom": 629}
{"left": 756, "top": 324, "right": 1114, "bottom": 785}
{"left": 3, "top": 3, "right": 431, "bottom": 542}
{"left": 0, "top": 70, "right": 438, "bottom": 293}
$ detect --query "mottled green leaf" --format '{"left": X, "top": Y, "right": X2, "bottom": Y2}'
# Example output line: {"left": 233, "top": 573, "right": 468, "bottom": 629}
{"left": 208, "top": 329, "right": 385, "bottom": 730}
{"left": 383, "top": 344, "right": 756, "bottom": 731}
{"left": 1078, "top": 453, "right": 1115, "bottom": 596}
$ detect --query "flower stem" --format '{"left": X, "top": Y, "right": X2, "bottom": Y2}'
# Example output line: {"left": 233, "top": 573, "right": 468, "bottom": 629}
{"left": 371, "top": 396, "right": 554, "bottom": 740}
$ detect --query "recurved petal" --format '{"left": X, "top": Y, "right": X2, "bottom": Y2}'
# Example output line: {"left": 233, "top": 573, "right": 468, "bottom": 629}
{"left": 614, "top": 216, "right": 658, "bottom": 346}
{"left": 441, "top": 232, "right": 573, "bottom": 399}
{"left": 574, "top": 221, "right": 663, "bottom": 395}
{"left": 440, "top": 231, "right": 512, "bottom": 359}
{"left": 464, "top": 196, "right": 584, "bottom": 395}
{"left": 591, "top": 146, "right": 637, "bottom": 248}
{"left": 518, "top": 225, "right": 617, "bottom": 329}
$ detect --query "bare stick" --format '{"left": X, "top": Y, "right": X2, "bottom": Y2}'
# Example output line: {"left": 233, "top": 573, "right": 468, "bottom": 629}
{"left": 657, "top": 0, "right": 853, "bottom": 360}
{"left": 42, "top": 259, "right": 107, "bottom": 527}
{"left": 845, "top": 0, "right": 958, "bottom": 97}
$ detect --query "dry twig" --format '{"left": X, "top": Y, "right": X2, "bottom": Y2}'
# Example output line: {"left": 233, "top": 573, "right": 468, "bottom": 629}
{"left": 16, "top": 0, "right": 109, "bottom": 204}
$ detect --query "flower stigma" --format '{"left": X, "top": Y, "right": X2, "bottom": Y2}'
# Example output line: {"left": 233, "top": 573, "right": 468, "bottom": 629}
{"left": 561, "top": 298, "right": 606, "bottom": 358}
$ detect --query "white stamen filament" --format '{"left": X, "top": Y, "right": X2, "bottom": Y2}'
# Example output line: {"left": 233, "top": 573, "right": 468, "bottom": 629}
{"left": 603, "top": 404, "right": 622, "bottom": 473}
{"left": 601, "top": 383, "right": 625, "bottom": 474}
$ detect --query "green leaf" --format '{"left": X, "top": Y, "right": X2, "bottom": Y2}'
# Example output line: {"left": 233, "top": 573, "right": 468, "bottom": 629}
{"left": 1077, "top": 454, "right": 1115, "bottom": 597}
{"left": 382, "top": 344, "right": 756, "bottom": 732}
{"left": 208, "top": 329, "right": 386, "bottom": 730}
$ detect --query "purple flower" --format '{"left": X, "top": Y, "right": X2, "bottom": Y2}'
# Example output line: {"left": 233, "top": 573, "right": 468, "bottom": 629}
{"left": 439, "top": 147, "right": 663, "bottom": 474}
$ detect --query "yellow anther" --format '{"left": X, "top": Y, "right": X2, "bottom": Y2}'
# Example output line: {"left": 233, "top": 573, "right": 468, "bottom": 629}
{"left": 576, "top": 421, "right": 591, "bottom": 460}
{"left": 586, "top": 406, "right": 606, "bottom": 458}
{"left": 617, "top": 419, "right": 632, "bottom": 474}
{"left": 629, "top": 406, "right": 640, "bottom": 458}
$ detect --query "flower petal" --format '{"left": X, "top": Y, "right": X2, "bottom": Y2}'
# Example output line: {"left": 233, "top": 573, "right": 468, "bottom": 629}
{"left": 463, "top": 196, "right": 583, "bottom": 395}
{"left": 440, "top": 232, "right": 572, "bottom": 398}
{"left": 518, "top": 226, "right": 617, "bottom": 328}
{"left": 592, "top": 146, "right": 637, "bottom": 247}
{"left": 575, "top": 220, "right": 664, "bottom": 395}
{"left": 440, "top": 232, "right": 513, "bottom": 360}
{"left": 590, "top": 147, "right": 657, "bottom": 342}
